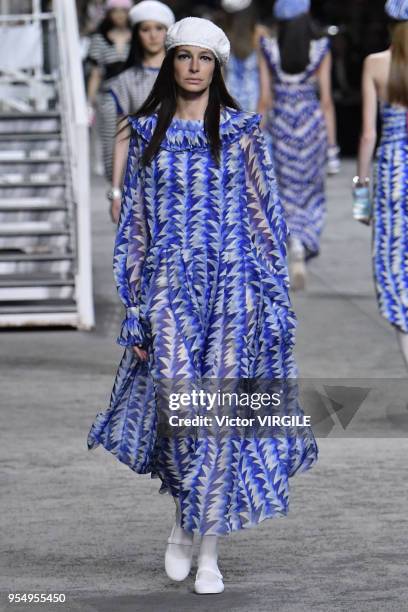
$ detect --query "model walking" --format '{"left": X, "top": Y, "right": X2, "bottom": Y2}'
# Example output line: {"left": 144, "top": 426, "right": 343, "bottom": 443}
{"left": 259, "top": 0, "right": 339, "bottom": 290}
{"left": 108, "top": 0, "right": 175, "bottom": 223}
{"left": 87, "top": 0, "right": 132, "bottom": 182}
{"left": 221, "top": 0, "right": 262, "bottom": 112}
{"left": 87, "top": 17, "right": 318, "bottom": 594}
{"left": 355, "top": 0, "right": 408, "bottom": 369}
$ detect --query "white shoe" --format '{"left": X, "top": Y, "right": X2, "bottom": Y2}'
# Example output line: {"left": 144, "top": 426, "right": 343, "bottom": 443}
{"left": 289, "top": 259, "right": 307, "bottom": 291}
{"left": 327, "top": 158, "right": 341, "bottom": 175}
{"left": 164, "top": 524, "right": 194, "bottom": 582}
{"left": 194, "top": 566, "right": 224, "bottom": 594}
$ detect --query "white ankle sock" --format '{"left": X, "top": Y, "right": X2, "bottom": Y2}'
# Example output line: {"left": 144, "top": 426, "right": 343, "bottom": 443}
{"left": 290, "top": 237, "right": 305, "bottom": 260}
{"left": 172, "top": 496, "right": 193, "bottom": 544}
{"left": 198, "top": 535, "right": 219, "bottom": 570}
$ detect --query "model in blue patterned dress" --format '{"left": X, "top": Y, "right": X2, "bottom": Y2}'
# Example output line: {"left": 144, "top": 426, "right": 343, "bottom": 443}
{"left": 221, "top": 1, "right": 274, "bottom": 155}
{"left": 87, "top": 17, "right": 318, "bottom": 594}
{"left": 356, "top": 3, "right": 408, "bottom": 369}
{"left": 260, "top": 35, "right": 330, "bottom": 258}
{"left": 225, "top": 50, "right": 260, "bottom": 112}
{"left": 373, "top": 102, "right": 408, "bottom": 337}
{"left": 259, "top": 2, "right": 339, "bottom": 290}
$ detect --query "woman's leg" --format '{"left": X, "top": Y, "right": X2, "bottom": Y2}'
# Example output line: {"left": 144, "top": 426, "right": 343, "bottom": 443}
{"left": 396, "top": 329, "right": 408, "bottom": 370}
{"left": 195, "top": 535, "right": 224, "bottom": 594}
{"left": 289, "top": 237, "right": 307, "bottom": 291}
{"left": 164, "top": 496, "right": 193, "bottom": 582}
{"left": 172, "top": 495, "right": 193, "bottom": 544}
{"left": 197, "top": 535, "right": 219, "bottom": 571}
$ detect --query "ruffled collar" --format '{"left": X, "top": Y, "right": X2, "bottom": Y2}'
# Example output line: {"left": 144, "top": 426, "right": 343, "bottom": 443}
{"left": 129, "top": 107, "right": 261, "bottom": 152}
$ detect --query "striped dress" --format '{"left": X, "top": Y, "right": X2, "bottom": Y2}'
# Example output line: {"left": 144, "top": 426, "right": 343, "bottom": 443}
{"left": 88, "top": 32, "right": 130, "bottom": 181}
{"left": 87, "top": 107, "right": 318, "bottom": 536}
{"left": 260, "top": 36, "right": 330, "bottom": 260}
{"left": 373, "top": 102, "right": 408, "bottom": 332}
{"left": 109, "top": 65, "right": 160, "bottom": 116}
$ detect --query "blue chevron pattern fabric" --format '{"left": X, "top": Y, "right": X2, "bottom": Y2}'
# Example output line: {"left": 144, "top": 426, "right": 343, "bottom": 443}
{"left": 373, "top": 102, "right": 408, "bottom": 332}
{"left": 260, "top": 36, "right": 330, "bottom": 260}
{"left": 87, "top": 107, "right": 318, "bottom": 535}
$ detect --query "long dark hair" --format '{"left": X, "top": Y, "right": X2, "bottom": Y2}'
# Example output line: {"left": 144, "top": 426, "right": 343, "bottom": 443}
{"left": 97, "top": 11, "right": 130, "bottom": 44}
{"left": 277, "top": 12, "right": 322, "bottom": 74}
{"left": 130, "top": 48, "right": 240, "bottom": 166}
{"left": 388, "top": 20, "right": 408, "bottom": 108}
{"left": 224, "top": 6, "right": 257, "bottom": 61}
{"left": 123, "top": 24, "right": 145, "bottom": 69}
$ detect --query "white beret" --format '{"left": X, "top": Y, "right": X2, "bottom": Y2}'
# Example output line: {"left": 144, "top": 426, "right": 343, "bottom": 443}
{"left": 165, "top": 17, "right": 231, "bottom": 66}
{"left": 129, "top": 1, "right": 175, "bottom": 28}
{"left": 221, "top": 0, "right": 252, "bottom": 12}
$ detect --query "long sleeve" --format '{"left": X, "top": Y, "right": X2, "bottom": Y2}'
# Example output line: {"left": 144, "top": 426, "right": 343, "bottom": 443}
{"left": 113, "top": 123, "right": 150, "bottom": 348}
{"left": 241, "top": 121, "right": 291, "bottom": 305}
{"left": 240, "top": 119, "right": 297, "bottom": 362}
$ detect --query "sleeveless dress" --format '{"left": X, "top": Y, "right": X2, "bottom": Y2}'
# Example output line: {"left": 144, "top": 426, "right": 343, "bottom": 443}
{"left": 87, "top": 107, "right": 318, "bottom": 536}
{"left": 373, "top": 102, "right": 408, "bottom": 332}
{"left": 260, "top": 36, "right": 330, "bottom": 260}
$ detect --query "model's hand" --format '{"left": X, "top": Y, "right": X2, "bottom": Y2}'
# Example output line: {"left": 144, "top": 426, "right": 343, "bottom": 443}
{"left": 133, "top": 346, "right": 148, "bottom": 361}
{"left": 87, "top": 104, "right": 96, "bottom": 127}
{"left": 110, "top": 196, "right": 121, "bottom": 224}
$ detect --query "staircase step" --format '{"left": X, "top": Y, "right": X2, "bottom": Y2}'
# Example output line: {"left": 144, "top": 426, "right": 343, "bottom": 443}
{"left": 0, "top": 156, "right": 64, "bottom": 164}
{"left": 0, "top": 252, "right": 74, "bottom": 262}
{"left": 0, "top": 132, "right": 61, "bottom": 141}
{"left": 0, "top": 223, "right": 69, "bottom": 236}
{"left": 0, "top": 310, "right": 79, "bottom": 327}
{"left": 0, "top": 198, "right": 66, "bottom": 211}
{"left": 0, "top": 274, "right": 75, "bottom": 288}
{"left": 0, "top": 301, "right": 77, "bottom": 315}
{"left": 0, "top": 180, "right": 66, "bottom": 188}
{"left": 0, "top": 112, "right": 60, "bottom": 119}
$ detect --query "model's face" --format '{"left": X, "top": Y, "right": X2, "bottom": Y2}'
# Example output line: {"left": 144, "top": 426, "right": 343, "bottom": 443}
{"left": 138, "top": 21, "right": 167, "bottom": 54}
{"left": 173, "top": 46, "right": 216, "bottom": 94}
{"left": 109, "top": 8, "right": 129, "bottom": 28}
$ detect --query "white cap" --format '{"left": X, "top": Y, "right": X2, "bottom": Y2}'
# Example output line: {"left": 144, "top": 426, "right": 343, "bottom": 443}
{"left": 129, "top": 1, "right": 175, "bottom": 28}
{"left": 165, "top": 17, "right": 231, "bottom": 66}
{"left": 221, "top": 0, "right": 252, "bottom": 13}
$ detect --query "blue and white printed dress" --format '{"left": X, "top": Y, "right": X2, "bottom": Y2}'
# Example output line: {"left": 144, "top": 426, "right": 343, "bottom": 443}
{"left": 373, "top": 102, "right": 408, "bottom": 332}
{"left": 260, "top": 36, "right": 330, "bottom": 259}
{"left": 225, "top": 51, "right": 261, "bottom": 113}
{"left": 225, "top": 50, "right": 274, "bottom": 159}
{"left": 87, "top": 107, "right": 318, "bottom": 535}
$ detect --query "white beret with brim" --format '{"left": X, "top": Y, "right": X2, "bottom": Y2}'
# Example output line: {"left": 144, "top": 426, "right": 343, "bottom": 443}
{"left": 165, "top": 17, "right": 231, "bottom": 66}
{"left": 129, "top": 0, "right": 175, "bottom": 28}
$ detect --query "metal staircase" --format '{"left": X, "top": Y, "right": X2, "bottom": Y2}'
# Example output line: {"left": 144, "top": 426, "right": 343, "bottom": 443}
{"left": 0, "top": 0, "right": 94, "bottom": 328}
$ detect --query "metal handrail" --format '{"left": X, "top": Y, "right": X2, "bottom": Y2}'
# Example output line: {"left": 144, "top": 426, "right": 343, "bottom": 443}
{"left": 54, "top": 0, "right": 94, "bottom": 329}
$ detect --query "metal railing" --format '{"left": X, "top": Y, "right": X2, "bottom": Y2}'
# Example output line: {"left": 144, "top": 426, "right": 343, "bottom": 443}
{"left": 53, "top": 0, "right": 94, "bottom": 329}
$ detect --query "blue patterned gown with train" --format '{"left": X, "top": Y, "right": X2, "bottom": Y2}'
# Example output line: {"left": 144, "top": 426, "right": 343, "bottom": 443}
{"left": 260, "top": 36, "right": 330, "bottom": 259}
{"left": 87, "top": 107, "right": 318, "bottom": 535}
{"left": 373, "top": 102, "right": 408, "bottom": 332}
